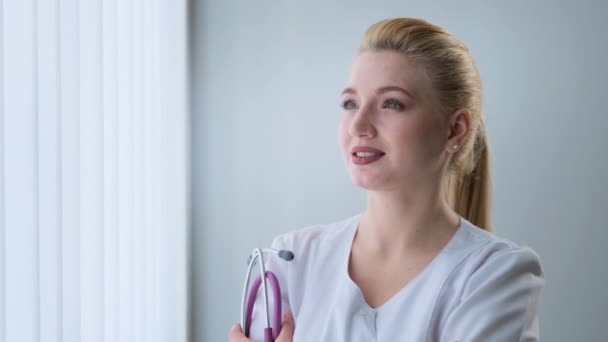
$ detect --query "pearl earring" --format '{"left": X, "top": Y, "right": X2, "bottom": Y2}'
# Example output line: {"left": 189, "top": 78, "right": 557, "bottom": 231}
{"left": 453, "top": 144, "right": 459, "bottom": 150}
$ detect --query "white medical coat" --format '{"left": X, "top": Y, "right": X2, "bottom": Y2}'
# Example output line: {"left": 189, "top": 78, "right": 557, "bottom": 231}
{"left": 248, "top": 212, "right": 544, "bottom": 341}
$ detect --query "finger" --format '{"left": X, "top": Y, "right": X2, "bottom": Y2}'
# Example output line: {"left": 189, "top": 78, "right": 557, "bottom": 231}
{"left": 276, "top": 311, "right": 295, "bottom": 342}
{"left": 228, "top": 323, "right": 251, "bottom": 342}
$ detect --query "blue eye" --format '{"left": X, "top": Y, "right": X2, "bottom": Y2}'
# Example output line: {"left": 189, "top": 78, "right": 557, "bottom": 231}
{"left": 383, "top": 100, "right": 404, "bottom": 111}
{"left": 341, "top": 100, "right": 358, "bottom": 110}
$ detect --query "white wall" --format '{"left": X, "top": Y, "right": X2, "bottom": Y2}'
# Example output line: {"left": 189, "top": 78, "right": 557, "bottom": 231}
{"left": 190, "top": 1, "right": 608, "bottom": 341}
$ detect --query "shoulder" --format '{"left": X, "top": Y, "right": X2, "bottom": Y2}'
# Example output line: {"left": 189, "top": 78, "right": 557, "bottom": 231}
{"left": 269, "top": 213, "right": 361, "bottom": 254}
{"left": 434, "top": 220, "right": 545, "bottom": 340}
{"left": 265, "top": 213, "right": 361, "bottom": 313}
{"left": 463, "top": 219, "right": 543, "bottom": 266}
{"left": 456, "top": 219, "right": 545, "bottom": 296}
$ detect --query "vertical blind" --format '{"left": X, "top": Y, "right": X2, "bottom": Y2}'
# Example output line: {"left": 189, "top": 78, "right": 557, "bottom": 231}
{"left": 0, "top": 0, "right": 188, "bottom": 341}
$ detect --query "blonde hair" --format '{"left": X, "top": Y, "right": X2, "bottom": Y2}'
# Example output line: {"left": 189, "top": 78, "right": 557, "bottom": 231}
{"left": 360, "top": 18, "right": 493, "bottom": 231}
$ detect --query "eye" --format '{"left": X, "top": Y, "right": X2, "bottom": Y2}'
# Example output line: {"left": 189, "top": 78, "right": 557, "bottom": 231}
{"left": 341, "top": 100, "right": 358, "bottom": 110}
{"left": 383, "top": 99, "right": 404, "bottom": 111}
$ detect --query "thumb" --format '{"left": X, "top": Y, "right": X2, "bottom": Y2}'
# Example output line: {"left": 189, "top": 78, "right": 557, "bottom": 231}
{"left": 276, "top": 311, "right": 295, "bottom": 342}
{"left": 228, "top": 323, "right": 251, "bottom": 342}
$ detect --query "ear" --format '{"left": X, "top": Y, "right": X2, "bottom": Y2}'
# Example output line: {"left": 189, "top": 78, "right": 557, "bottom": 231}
{"left": 446, "top": 108, "right": 472, "bottom": 153}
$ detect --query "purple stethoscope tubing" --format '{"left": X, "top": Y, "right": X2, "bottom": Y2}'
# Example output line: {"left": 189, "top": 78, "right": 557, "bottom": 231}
{"left": 241, "top": 248, "right": 291, "bottom": 342}
{"left": 245, "top": 271, "right": 281, "bottom": 341}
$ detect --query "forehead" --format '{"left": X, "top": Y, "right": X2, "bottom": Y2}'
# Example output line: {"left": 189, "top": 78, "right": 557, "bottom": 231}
{"left": 347, "top": 50, "right": 430, "bottom": 100}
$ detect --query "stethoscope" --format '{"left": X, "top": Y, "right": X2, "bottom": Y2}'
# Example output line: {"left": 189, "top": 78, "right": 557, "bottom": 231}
{"left": 241, "top": 248, "right": 294, "bottom": 342}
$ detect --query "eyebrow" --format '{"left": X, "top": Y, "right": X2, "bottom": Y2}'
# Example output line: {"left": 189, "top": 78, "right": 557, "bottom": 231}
{"left": 341, "top": 86, "right": 414, "bottom": 98}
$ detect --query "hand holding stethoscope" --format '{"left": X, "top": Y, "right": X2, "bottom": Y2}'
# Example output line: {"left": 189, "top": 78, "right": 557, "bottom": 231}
{"left": 229, "top": 311, "right": 294, "bottom": 342}
{"left": 229, "top": 247, "right": 296, "bottom": 342}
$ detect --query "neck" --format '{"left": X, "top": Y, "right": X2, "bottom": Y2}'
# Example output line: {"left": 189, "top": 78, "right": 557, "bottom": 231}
{"left": 357, "top": 179, "right": 460, "bottom": 257}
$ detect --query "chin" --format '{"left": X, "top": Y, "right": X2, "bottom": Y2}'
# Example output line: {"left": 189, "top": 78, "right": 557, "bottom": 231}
{"left": 350, "top": 174, "right": 385, "bottom": 191}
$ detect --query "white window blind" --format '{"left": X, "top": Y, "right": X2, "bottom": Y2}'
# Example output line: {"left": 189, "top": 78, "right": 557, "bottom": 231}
{"left": 0, "top": 0, "right": 188, "bottom": 341}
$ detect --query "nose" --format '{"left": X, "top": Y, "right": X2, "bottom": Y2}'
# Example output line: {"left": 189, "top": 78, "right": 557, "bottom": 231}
{"left": 348, "top": 103, "right": 377, "bottom": 138}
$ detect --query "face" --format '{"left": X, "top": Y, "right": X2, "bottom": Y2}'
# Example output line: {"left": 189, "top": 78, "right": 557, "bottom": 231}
{"left": 338, "top": 50, "right": 452, "bottom": 191}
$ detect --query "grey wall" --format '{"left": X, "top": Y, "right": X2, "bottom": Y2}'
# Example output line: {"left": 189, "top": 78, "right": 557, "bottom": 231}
{"left": 190, "top": 1, "right": 608, "bottom": 341}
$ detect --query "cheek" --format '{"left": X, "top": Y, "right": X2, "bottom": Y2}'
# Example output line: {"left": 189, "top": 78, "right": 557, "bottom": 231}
{"left": 391, "top": 121, "right": 437, "bottom": 159}
{"left": 403, "top": 120, "right": 445, "bottom": 161}
{"left": 338, "top": 117, "right": 350, "bottom": 149}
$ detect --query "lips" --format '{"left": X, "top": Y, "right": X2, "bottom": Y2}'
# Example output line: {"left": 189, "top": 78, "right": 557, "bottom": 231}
{"left": 351, "top": 146, "right": 385, "bottom": 155}
{"left": 351, "top": 146, "right": 385, "bottom": 165}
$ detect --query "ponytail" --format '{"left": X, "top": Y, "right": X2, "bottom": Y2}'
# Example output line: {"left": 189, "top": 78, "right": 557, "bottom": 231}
{"left": 447, "top": 121, "right": 493, "bottom": 231}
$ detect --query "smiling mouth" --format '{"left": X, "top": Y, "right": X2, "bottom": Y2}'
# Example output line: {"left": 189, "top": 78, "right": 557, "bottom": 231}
{"left": 351, "top": 152, "right": 385, "bottom": 165}
{"left": 352, "top": 152, "right": 385, "bottom": 157}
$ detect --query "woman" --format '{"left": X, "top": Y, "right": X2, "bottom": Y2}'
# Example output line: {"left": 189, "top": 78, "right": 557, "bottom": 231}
{"left": 229, "top": 17, "right": 544, "bottom": 342}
